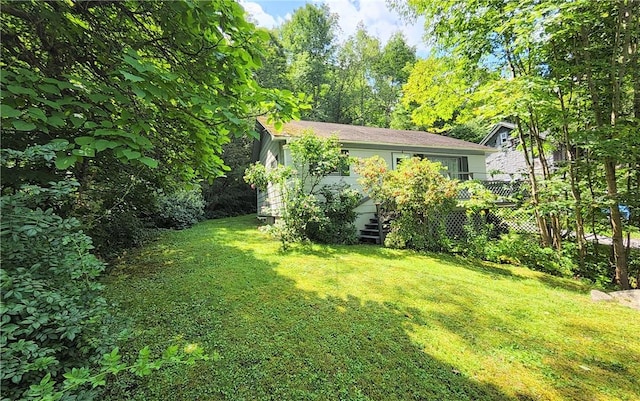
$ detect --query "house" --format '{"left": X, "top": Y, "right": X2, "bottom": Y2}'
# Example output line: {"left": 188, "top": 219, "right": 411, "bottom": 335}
{"left": 252, "top": 118, "right": 496, "bottom": 239}
{"left": 480, "top": 121, "right": 564, "bottom": 181}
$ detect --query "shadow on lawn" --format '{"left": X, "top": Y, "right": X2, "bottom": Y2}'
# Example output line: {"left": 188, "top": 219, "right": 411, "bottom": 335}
{"left": 105, "top": 221, "right": 639, "bottom": 401}
{"left": 105, "top": 241, "right": 516, "bottom": 401}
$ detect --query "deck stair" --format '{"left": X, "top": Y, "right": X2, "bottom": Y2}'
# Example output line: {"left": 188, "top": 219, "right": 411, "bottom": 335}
{"left": 359, "top": 215, "right": 391, "bottom": 245}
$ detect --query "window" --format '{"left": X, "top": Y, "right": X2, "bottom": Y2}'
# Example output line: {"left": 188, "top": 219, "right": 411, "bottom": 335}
{"left": 391, "top": 153, "right": 470, "bottom": 180}
{"left": 329, "top": 149, "right": 350, "bottom": 176}
{"left": 339, "top": 149, "right": 350, "bottom": 176}
{"left": 499, "top": 131, "right": 509, "bottom": 146}
{"left": 392, "top": 153, "right": 411, "bottom": 169}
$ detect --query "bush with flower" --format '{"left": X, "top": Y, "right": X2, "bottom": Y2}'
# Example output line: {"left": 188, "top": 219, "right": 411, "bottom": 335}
{"left": 244, "top": 131, "right": 357, "bottom": 248}
{"left": 355, "top": 156, "right": 458, "bottom": 252}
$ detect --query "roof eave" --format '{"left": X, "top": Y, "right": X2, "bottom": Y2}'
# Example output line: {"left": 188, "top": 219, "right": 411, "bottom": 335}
{"left": 480, "top": 121, "right": 516, "bottom": 145}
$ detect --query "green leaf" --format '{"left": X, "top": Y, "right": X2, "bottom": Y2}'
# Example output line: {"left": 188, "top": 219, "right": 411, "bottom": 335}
{"left": 94, "top": 128, "right": 126, "bottom": 137}
{"left": 1, "top": 104, "right": 22, "bottom": 118}
{"left": 55, "top": 154, "right": 78, "bottom": 169}
{"left": 123, "top": 54, "right": 147, "bottom": 73}
{"left": 69, "top": 115, "right": 85, "bottom": 128}
{"left": 94, "top": 139, "right": 119, "bottom": 151}
{"left": 74, "top": 136, "right": 95, "bottom": 146}
{"left": 132, "top": 135, "right": 153, "bottom": 148}
{"left": 38, "top": 83, "right": 61, "bottom": 95}
{"left": 50, "top": 138, "right": 70, "bottom": 146}
{"left": 12, "top": 120, "right": 37, "bottom": 131}
{"left": 138, "top": 156, "right": 158, "bottom": 168}
{"left": 121, "top": 71, "right": 145, "bottom": 82}
{"left": 72, "top": 147, "right": 95, "bottom": 157}
{"left": 48, "top": 114, "right": 66, "bottom": 127}
{"left": 36, "top": 97, "right": 63, "bottom": 110}
{"left": 27, "top": 107, "right": 47, "bottom": 122}
{"left": 7, "top": 85, "right": 38, "bottom": 97}
{"left": 132, "top": 86, "right": 146, "bottom": 99}
{"left": 122, "top": 149, "right": 141, "bottom": 160}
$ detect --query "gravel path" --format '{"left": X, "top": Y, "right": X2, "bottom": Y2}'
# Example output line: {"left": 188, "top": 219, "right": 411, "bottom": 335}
{"left": 584, "top": 234, "right": 640, "bottom": 249}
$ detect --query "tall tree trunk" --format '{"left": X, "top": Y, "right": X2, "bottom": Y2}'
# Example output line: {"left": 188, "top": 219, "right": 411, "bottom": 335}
{"left": 605, "top": 0, "right": 632, "bottom": 289}
{"left": 515, "top": 118, "right": 552, "bottom": 246}
{"left": 605, "top": 159, "right": 630, "bottom": 289}
{"left": 558, "top": 88, "right": 587, "bottom": 264}
{"left": 529, "top": 113, "right": 563, "bottom": 250}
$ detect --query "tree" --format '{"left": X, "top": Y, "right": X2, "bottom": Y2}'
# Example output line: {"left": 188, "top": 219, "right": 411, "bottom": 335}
{"left": 280, "top": 3, "right": 338, "bottom": 120}
{"left": 335, "top": 24, "right": 382, "bottom": 125}
{"left": 244, "top": 132, "right": 358, "bottom": 247}
{"left": 2, "top": 0, "right": 300, "bottom": 181}
{"left": 399, "top": 0, "right": 639, "bottom": 288}
{"left": 372, "top": 32, "right": 417, "bottom": 127}
{"left": 1, "top": 0, "right": 303, "bottom": 250}
{"left": 402, "top": 56, "right": 474, "bottom": 131}
{"left": 255, "top": 31, "right": 293, "bottom": 90}
{"left": 447, "top": 122, "right": 488, "bottom": 143}
{"left": 0, "top": 1, "right": 303, "bottom": 397}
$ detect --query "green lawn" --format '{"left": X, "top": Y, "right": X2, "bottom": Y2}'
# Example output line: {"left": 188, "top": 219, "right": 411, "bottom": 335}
{"left": 103, "top": 215, "right": 640, "bottom": 401}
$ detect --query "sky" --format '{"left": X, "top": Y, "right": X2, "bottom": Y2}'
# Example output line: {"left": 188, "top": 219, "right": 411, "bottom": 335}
{"left": 239, "top": 0, "right": 429, "bottom": 57}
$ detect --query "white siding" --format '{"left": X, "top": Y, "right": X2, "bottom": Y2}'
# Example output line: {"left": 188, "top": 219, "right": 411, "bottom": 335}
{"left": 257, "top": 132, "right": 285, "bottom": 217}
{"left": 257, "top": 137, "right": 490, "bottom": 231}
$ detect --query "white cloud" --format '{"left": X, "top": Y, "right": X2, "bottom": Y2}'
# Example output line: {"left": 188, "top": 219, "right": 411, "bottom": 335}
{"left": 315, "top": 0, "right": 429, "bottom": 56}
{"left": 241, "top": 0, "right": 430, "bottom": 57}
{"left": 239, "top": 1, "right": 281, "bottom": 29}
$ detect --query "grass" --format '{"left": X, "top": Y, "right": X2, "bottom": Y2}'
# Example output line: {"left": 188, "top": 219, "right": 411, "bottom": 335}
{"left": 103, "top": 215, "right": 640, "bottom": 401}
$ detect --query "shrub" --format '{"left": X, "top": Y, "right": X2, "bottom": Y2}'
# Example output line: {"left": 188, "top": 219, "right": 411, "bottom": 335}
{"left": 91, "top": 208, "right": 157, "bottom": 258}
{"left": 1, "top": 180, "right": 111, "bottom": 400}
{"left": 245, "top": 131, "right": 358, "bottom": 248}
{"left": 356, "top": 156, "right": 458, "bottom": 252}
{"left": 456, "top": 215, "right": 495, "bottom": 259}
{"left": 203, "top": 136, "right": 257, "bottom": 219}
{"left": 155, "top": 187, "right": 205, "bottom": 229}
{"left": 1, "top": 146, "right": 208, "bottom": 400}
{"left": 485, "top": 233, "right": 575, "bottom": 276}
{"left": 307, "top": 184, "right": 360, "bottom": 245}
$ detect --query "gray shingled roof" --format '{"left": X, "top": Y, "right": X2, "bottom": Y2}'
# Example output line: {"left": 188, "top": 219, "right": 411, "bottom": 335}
{"left": 258, "top": 118, "right": 494, "bottom": 153}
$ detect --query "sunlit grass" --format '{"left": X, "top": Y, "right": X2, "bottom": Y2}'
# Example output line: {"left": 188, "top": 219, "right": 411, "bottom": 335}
{"left": 104, "top": 215, "right": 640, "bottom": 400}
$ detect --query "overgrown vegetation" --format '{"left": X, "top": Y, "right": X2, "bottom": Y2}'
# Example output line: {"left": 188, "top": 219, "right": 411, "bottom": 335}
{"left": 356, "top": 156, "right": 458, "bottom": 252}
{"left": 397, "top": 0, "right": 640, "bottom": 288}
{"left": 244, "top": 131, "right": 358, "bottom": 248}
{"left": 0, "top": 145, "right": 206, "bottom": 400}
{"left": 257, "top": 3, "right": 417, "bottom": 126}
{"left": 202, "top": 136, "right": 257, "bottom": 219}
{"left": 1, "top": 0, "right": 302, "bottom": 256}
{"left": 103, "top": 216, "right": 640, "bottom": 401}
{"left": 155, "top": 187, "right": 205, "bottom": 230}
{"left": 1, "top": 1, "right": 302, "bottom": 398}
{"left": 1, "top": 151, "right": 109, "bottom": 400}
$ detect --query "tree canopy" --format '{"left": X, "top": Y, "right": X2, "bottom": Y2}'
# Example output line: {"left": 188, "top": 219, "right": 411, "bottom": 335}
{"left": 1, "top": 0, "right": 302, "bottom": 184}
{"left": 399, "top": 0, "right": 639, "bottom": 288}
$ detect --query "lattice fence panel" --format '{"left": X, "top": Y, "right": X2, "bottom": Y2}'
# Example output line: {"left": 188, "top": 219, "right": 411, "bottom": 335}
{"left": 492, "top": 205, "right": 538, "bottom": 234}
{"left": 444, "top": 205, "right": 538, "bottom": 239}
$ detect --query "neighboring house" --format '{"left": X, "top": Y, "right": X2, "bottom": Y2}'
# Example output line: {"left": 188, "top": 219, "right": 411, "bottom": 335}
{"left": 251, "top": 117, "right": 495, "bottom": 235}
{"left": 480, "top": 121, "right": 565, "bottom": 181}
